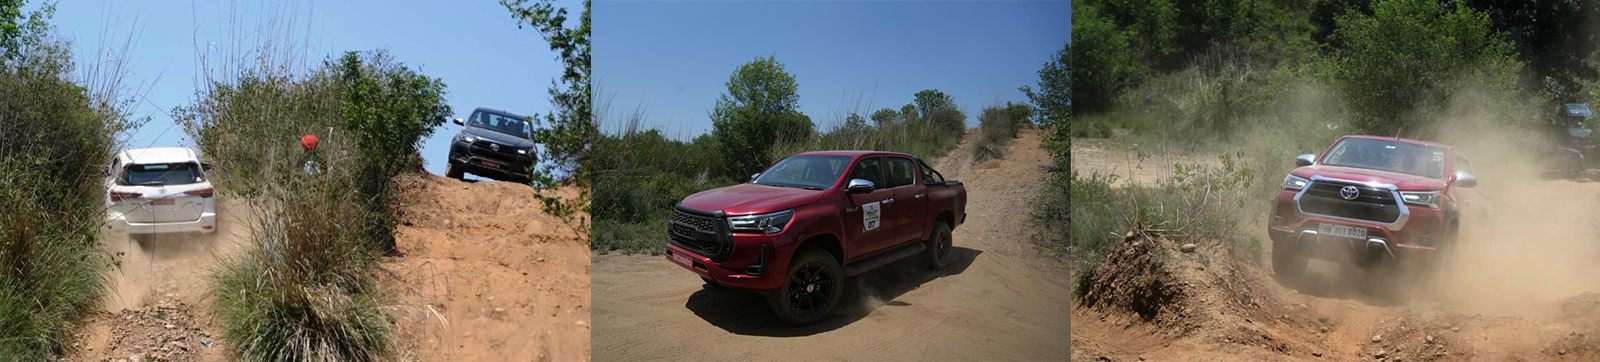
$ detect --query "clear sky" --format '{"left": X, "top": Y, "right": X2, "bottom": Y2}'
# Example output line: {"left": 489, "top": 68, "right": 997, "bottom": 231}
{"left": 38, "top": 0, "right": 581, "bottom": 178}
{"left": 594, "top": 0, "right": 1069, "bottom": 139}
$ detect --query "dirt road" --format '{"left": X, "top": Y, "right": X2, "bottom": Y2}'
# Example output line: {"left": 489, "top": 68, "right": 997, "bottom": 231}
{"left": 1071, "top": 142, "right": 1600, "bottom": 362}
{"left": 382, "top": 173, "right": 591, "bottom": 362}
{"left": 71, "top": 199, "right": 252, "bottom": 362}
{"left": 592, "top": 129, "right": 1071, "bottom": 361}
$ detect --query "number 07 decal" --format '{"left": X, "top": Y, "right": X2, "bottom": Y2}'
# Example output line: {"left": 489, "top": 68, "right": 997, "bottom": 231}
{"left": 863, "top": 201, "right": 881, "bottom": 232}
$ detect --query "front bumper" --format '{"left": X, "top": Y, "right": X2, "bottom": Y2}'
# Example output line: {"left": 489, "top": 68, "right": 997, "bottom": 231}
{"left": 665, "top": 232, "right": 795, "bottom": 292}
{"left": 1269, "top": 188, "right": 1442, "bottom": 263}
{"left": 109, "top": 211, "right": 217, "bottom": 235}
{"left": 448, "top": 143, "right": 534, "bottom": 180}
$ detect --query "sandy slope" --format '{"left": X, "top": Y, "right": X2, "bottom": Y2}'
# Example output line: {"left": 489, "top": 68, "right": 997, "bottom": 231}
{"left": 1071, "top": 144, "right": 1600, "bottom": 362}
{"left": 591, "top": 128, "right": 1071, "bottom": 361}
{"left": 382, "top": 173, "right": 591, "bottom": 362}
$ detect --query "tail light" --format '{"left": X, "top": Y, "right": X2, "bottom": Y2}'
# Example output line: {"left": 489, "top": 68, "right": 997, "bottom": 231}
{"left": 110, "top": 191, "right": 141, "bottom": 201}
{"left": 184, "top": 188, "right": 215, "bottom": 198}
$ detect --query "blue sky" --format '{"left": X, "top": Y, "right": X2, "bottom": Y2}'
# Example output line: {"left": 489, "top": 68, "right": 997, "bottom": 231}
{"left": 594, "top": 1, "right": 1069, "bottom": 139}
{"left": 38, "top": 0, "right": 580, "bottom": 177}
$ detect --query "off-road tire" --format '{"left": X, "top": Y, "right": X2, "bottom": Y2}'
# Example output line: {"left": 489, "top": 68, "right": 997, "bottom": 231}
{"left": 924, "top": 221, "right": 954, "bottom": 270}
{"left": 766, "top": 248, "right": 843, "bottom": 325}
{"left": 445, "top": 162, "right": 465, "bottom": 180}
{"left": 1272, "top": 238, "right": 1306, "bottom": 280}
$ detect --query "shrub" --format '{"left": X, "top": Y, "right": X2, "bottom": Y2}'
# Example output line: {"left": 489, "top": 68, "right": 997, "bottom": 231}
{"left": 971, "top": 102, "right": 1034, "bottom": 163}
{"left": 0, "top": 3, "right": 133, "bottom": 359}
{"left": 709, "top": 56, "right": 814, "bottom": 180}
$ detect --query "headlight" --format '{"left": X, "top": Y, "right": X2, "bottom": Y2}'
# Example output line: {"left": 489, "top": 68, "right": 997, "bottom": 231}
{"left": 1400, "top": 191, "right": 1441, "bottom": 208}
{"left": 462, "top": 135, "right": 478, "bottom": 143}
{"left": 727, "top": 210, "right": 794, "bottom": 234}
{"left": 1283, "top": 175, "right": 1309, "bottom": 191}
{"left": 517, "top": 149, "right": 528, "bottom": 155}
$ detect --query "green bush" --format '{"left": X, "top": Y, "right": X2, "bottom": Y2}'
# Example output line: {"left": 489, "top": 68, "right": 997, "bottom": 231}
{"left": 971, "top": 102, "right": 1034, "bottom": 163}
{"left": 180, "top": 50, "right": 448, "bottom": 362}
{"left": 0, "top": 3, "right": 132, "bottom": 359}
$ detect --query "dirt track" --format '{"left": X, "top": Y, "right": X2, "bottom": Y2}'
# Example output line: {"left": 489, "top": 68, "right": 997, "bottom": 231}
{"left": 1071, "top": 141, "right": 1600, "bottom": 362}
{"left": 591, "top": 129, "right": 1071, "bottom": 361}
{"left": 69, "top": 173, "right": 591, "bottom": 362}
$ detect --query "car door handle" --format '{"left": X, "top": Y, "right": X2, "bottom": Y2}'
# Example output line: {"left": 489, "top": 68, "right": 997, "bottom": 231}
{"left": 882, "top": 198, "right": 894, "bottom": 205}
{"left": 914, "top": 193, "right": 924, "bottom": 199}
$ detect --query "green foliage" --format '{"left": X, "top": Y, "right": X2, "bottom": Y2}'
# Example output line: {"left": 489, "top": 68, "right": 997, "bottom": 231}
{"left": 971, "top": 103, "right": 1034, "bottom": 163}
{"left": 505, "top": 0, "right": 594, "bottom": 236}
{"left": 1021, "top": 40, "right": 1069, "bottom": 124}
{"left": 1070, "top": 5, "right": 1147, "bottom": 115}
{"left": 710, "top": 55, "right": 814, "bottom": 180}
{"left": 870, "top": 107, "right": 899, "bottom": 127}
{"left": 1333, "top": 0, "right": 1520, "bottom": 135}
{"left": 181, "top": 50, "right": 448, "bottom": 362}
{"left": 0, "top": 4, "right": 131, "bottom": 359}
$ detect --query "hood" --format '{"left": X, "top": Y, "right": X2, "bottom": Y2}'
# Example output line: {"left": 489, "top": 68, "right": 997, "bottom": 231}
{"left": 680, "top": 183, "right": 826, "bottom": 216}
{"left": 1291, "top": 165, "right": 1447, "bottom": 191}
{"left": 462, "top": 127, "right": 535, "bottom": 149}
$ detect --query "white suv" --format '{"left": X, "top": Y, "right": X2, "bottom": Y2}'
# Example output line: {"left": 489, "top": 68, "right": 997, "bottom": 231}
{"left": 106, "top": 147, "right": 217, "bottom": 236}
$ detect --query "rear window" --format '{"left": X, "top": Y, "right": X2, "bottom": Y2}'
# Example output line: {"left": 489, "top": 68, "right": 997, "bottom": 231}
{"left": 118, "top": 163, "right": 204, "bottom": 186}
{"left": 885, "top": 157, "right": 915, "bottom": 188}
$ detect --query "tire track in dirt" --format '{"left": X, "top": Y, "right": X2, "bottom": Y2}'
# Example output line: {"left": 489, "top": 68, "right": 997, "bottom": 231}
{"left": 1071, "top": 144, "right": 1600, "bottom": 362}
{"left": 592, "top": 128, "right": 1070, "bottom": 361}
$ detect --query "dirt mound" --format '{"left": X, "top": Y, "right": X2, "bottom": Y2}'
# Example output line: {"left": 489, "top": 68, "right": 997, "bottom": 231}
{"left": 72, "top": 297, "right": 214, "bottom": 362}
{"left": 381, "top": 173, "right": 590, "bottom": 362}
{"left": 1075, "top": 228, "right": 1191, "bottom": 329}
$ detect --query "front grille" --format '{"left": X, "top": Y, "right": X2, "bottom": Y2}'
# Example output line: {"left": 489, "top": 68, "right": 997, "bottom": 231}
{"left": 469, "top": 140, "right": 526, "bottom": 161}
{"left": 1300, "top": 181, "right": 1401, "bottom": 223}
{"left": 668, "top": 209, "right": 729, "bottom": 261}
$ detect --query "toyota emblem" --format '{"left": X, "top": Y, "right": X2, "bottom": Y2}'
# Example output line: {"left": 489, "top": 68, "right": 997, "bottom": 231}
{"left": 491, "top": 143, "right": 500, "bottom": 151}
{"left": 1339, "top": 185, "right": 1360, "bottom": 200}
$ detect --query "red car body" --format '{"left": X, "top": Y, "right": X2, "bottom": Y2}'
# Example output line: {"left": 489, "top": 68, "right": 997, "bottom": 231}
{"left": 1269, "top": 135, "right": 1477, "bottom": 273}
{"left": 664, "top": 150, "right": 966, "bottom": 293}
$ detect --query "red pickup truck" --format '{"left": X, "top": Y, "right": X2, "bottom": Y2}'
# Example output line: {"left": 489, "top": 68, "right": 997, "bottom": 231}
{"left": 665, "top": 151, "right": 967, "bottom": 325}
{"left": 1270, "top": 135, "right": 1479, "bottom": 279}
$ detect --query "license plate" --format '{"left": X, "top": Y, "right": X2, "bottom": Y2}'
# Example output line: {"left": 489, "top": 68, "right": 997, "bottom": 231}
{"left": 478, "top": 160, "right": 502, "bottom": 169}
{"left": 1318, "top": 223, "right": 1367, "bottom": 240}
{"left": 672, "top": 254, "right": 692, "bottom": 267}
{"left": 148, "top": 199, "right": 175, "bottom": 206}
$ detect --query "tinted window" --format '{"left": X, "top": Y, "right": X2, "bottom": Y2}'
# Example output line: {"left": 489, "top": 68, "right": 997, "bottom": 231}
{"left": 118, "top": 163, "right": 204, "bottom": 186}
{"left": 886, "top": 157, "right": 914, "bottom": 188}
{"left": 1454, "top": 156, "right": 1473, "bottom": 174}
{"left": 848, "top": 157, "right": 884, "bottom": 189}
{"left": 469, "top": 111, "right": 533, "bottom": 139}
{"left": 752, "top": 155, "right": 849, "bottom": 190}
{"left": 1321, "top": 138, "right": 1447, "bottom": 178}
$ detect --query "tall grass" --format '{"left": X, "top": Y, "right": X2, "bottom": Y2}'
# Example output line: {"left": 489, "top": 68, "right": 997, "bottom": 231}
{"left": 970, "top": 102, "right": 1034, "bottom": 163}
{"left": 0, "top": 3, "right": 139, "bottom": 359}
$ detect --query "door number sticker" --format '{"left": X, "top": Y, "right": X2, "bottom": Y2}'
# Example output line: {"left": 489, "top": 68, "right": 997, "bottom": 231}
{"left": 863, "top": 201, "right": 881, "bottom": 232}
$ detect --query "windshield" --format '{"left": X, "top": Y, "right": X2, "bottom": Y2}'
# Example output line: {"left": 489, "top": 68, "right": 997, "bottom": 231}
{"left": 468, "top": 111, "right": 532, "bottom": 139}
{"left": 118, "top": 163, "right": 204, "bottom": 186}
{"left": 1320, "top": 138, "right": 1447, "bottom": 178}
{"left": 752, "top": 155, "right": 850, "bottom": 190}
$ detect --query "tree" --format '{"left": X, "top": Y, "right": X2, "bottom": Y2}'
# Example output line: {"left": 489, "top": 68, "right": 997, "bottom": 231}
{"left": 504, "top": 0, "right": 592, "bottom": 235}
{"left": 913, "top": 89, "right": 956, "bottom": 124}
{"left": 1334, "top": 0, "right": 1520, "bottom": 134}
{"left": 710, "top": 56, "right": 814, "bottom": 179}
{"left": 1022, "top": 40, "right": 1068, "bottom": 124}
{"left": 900, "top": 104, "right": 919, "bottom": 123}
{"left": 1071, "top": 4, "right": 1146, "bottom": 115}
{"left": 869, "top": 107, "right": 898, "bottom": 127}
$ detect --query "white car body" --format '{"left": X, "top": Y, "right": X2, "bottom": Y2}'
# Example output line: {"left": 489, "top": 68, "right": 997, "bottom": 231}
{"left": 106, "top": 147, "right": 217, "bottom": 235}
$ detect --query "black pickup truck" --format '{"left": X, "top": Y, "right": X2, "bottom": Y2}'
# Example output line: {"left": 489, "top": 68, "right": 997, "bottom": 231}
{"left": 446, "top": 107, "right": 538, "bottom": 183}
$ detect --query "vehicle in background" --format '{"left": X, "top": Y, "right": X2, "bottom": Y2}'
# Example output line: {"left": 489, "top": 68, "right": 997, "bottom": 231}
{"left": 446, "top": 107, "right": 538, "bottom": 183}
{"left": 1269, "top": 136, "right": 1477, "bottom": 281}
{"left": 664, "top": 151, "right": 967, "bottom": 325}
{"left": 106, "top": 147, "right": 217, "bottom": 238}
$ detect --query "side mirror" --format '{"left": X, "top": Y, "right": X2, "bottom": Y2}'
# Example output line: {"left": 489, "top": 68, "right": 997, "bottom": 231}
{"left": 202, "top": 163, "right": 215, "bottom": 172}
{"left": 846, "top": 179, "right": 875, "bottom": 193}
{"left": 453, "top": 118, "right": 465, "bottom": 126}
{"left": 1295, "top": 154, "right": 1316, "bottom": 167}
{"left": 1454, "top": 171, "right": 1477, "bottom": 188}
{"left": 750, "top": 173, "right": 760, "bottom": 181}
